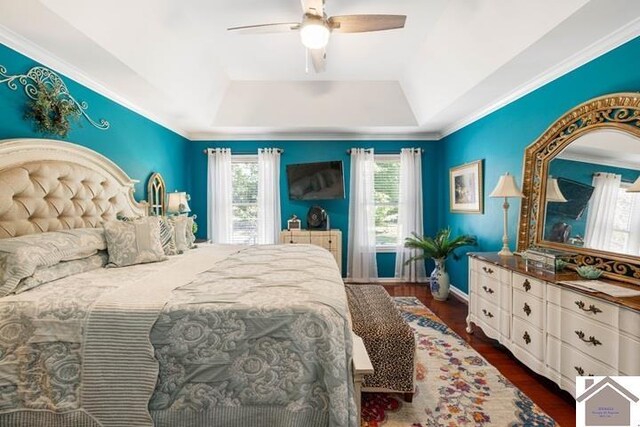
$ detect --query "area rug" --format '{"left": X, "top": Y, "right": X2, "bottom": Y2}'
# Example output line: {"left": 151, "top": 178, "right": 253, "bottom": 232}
{"left": 360, "top": 297, "right": 558, "bottom": 427}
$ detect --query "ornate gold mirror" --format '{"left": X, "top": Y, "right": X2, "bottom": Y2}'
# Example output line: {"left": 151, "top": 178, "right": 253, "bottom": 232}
{"left": 518, "top": 93, "right": 640, "bottom": 285}
{"left": 147, "top": 172, "right": 166, "bottom": 216}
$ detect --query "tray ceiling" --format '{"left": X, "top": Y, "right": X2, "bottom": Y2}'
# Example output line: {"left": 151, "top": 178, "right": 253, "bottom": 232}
{"left": 1, "top": 0, "right": 639, "bottom": 139}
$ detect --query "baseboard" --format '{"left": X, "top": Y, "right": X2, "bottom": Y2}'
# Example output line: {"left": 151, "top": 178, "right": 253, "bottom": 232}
{"left": 449, "top": 284, "right": 469, "bottom": 304}
{"left": 344, "top": 278, "right": 429, "bottom": 284}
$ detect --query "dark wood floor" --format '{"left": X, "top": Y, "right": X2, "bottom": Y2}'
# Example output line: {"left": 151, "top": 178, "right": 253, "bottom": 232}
{"left": 382, "top": 284, "right": 576, "bottom": 427}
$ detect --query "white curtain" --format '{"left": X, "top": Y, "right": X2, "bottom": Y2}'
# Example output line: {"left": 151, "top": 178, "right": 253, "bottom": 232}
{"left": 257, "top": 148, "right": 281, "bottom": 244}
{"left": 627, "top": 191, "right": 640, "bottom": 255}
{"left": 347, "top": 148, "right": 378, "bottom": 282}
{"left": 207, "top": 148, "right": 233, "bottom": 243}
{"left": 395, "top": 148, "right": 427, "bottom": 282}
{"left": 584, "top": 173, "right": 621, "bottom": 251}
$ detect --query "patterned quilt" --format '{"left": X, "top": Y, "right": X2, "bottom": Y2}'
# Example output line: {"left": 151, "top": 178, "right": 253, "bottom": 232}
{"left": 0, "top": 244, "right": 357, "bottom": 427}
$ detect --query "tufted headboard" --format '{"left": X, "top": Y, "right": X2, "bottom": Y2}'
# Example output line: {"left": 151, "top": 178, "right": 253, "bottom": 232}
{"left": 0, "top": 139, "right": 148, "bottom": 239}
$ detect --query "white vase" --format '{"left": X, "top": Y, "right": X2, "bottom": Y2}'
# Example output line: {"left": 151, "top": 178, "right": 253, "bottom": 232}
{"left": 430, "top": 258, "right": 450, "bottom": 301}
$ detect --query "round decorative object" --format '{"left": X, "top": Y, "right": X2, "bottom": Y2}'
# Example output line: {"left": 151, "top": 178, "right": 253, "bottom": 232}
{"left": 307, "top": 206, "right": 328, "bottom": 230}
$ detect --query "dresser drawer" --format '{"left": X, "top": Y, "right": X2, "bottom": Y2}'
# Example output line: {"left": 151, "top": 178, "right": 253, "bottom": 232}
{"left": 474, "top": 260, "right": 510, "bottom": 283}
{"left": 474, "top": 295, "right": 501, "bottom": 333}
{"left": 621, "top": 308, "right": 640, "bottom": 337}
{"left": 559, "top": 287, "right": 617, "bottom": 328}
{"left": 475, "top": 273, "right": 501, "bottom": 302}
{"left": 310, "top": 233, "right": 334, "bottom": 250}
{"left": 512, "top": 289, "right": 543, "bottom": 329}
{"left": 512, "top": 316, "right": 543, "bottom": 361}
{"left": 512, "top": 273, "right": 544, "bottom": 299}
{"left": 546, "top": 335, "right": 615, "bottom": 380}
{"left": 548, "top": 304, "right": 640, "bottom": 373}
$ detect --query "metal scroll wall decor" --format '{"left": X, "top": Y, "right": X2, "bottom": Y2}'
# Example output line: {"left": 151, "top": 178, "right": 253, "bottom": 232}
{"left": 0, "top": 65, "right": 110, "bottom": 133}
{"left": 517, "top": 92, "right": 640, "bottom": 285}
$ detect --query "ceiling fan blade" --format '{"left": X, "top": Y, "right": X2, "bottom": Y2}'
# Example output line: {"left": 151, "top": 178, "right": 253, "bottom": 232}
{"left": 227, "top": 22, "right": 300, "bottom": 34}
{"left": 301, "top": 0, "right": 325, "bottom": 16}
{"left": 328, "top": 15, "right": 406, "bottom": 33}
{"left": 309, "top": 48, "right": 326, "bottom": 73}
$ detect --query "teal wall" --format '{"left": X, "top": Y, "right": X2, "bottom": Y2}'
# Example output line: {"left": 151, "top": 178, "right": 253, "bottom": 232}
{"left": 0, "top": 43, "right": 189, "bottom": 198}
{"left": 440, "top": 35, "right": 640, "bottom": 294}
{"left": 188, "top": 140, "right": 441, "bottom": 278}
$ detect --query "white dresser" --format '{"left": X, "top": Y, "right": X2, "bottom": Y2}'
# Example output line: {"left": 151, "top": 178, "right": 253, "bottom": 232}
{"left": 467, "top": 253, "right": 640, "bottom": 397}
{"left": 280, "top": 229, "right": 342, "bottom": 273}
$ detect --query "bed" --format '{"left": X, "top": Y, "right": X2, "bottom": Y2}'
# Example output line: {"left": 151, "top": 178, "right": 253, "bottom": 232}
{"left": 0, "top": 139, "right": 359, "bottom": 427}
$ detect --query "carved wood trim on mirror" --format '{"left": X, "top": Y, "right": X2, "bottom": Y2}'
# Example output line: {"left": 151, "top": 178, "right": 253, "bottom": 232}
{"left": 147, "top": 172, "right": 166, "bottom": 216}
{"left": 517, "top": 92, "right": 640, "bottom": 285}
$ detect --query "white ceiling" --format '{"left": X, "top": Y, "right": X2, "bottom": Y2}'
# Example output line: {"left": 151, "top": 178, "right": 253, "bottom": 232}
{"left": 557, "top": 129, "right": 640, "bottom": 171}
{"left": 1, "top": 0, "right": 640, "bottom": 140}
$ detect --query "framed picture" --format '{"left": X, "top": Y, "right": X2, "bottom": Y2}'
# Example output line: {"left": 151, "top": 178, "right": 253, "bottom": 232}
{"left": 450, "top": 160, "right": 483, "bottom": 214}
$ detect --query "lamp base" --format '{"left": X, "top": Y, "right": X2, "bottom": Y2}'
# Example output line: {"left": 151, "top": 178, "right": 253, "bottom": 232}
{"left": 498, "top": 247, "right": 514, "bottom": 257}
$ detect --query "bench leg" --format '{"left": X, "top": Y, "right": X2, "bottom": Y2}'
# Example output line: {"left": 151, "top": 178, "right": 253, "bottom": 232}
{"left": 403, "top": 392, "right": 413, "bottom": 403}
{"left": 354, "top": 374, "right": 363, "bottom": 421}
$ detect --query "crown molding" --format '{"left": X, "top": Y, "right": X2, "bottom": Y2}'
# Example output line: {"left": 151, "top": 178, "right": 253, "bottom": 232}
{"left": 188, "top": 130, "right": 441, "bottom": 141}
{"left": 440, "top": 17, "right": 640, "bottom": 138}
{"left": 0, "top": 25, "right": 189, "bottom": 138}
{"left": 556, "top": 152, "right": 640, "bottom": 172}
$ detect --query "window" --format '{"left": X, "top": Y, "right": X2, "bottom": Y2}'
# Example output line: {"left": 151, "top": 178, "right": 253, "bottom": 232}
{"left": 610, "top": 183, "right": 640, "bottom": 254}
{"left": 231, "top": 156, "right": 258, "bottom": 244}
{"left": 374, "top": 155, "right": 400, "bottom": 250}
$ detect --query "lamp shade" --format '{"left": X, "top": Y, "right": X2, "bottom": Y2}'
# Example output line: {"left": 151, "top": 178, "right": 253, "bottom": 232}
{"left": 546, "top": 177, "right": 567, "bottom": 202}
{"left": 167, "top": 191, "right": 191, "bottom": 215}
{"left": 627, "top": 176, "right": 640, "bottom": 193}
{"left": 489, "top": 173, "right": 523, "bottom": 198}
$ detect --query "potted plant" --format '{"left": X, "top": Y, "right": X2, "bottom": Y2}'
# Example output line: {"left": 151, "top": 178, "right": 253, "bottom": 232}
{"left": 404, "top": 228, "right": 476, "bottom": 301}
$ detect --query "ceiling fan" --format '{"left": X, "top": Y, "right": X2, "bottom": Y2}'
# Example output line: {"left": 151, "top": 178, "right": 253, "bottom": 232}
{"left": 227, "top": 0, "right": 406, "bottom": 73}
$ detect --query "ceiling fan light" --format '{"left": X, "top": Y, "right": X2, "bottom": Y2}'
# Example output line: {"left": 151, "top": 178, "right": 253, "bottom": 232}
{"left": 300, "top": 22, "right": 330, "bottom": 49}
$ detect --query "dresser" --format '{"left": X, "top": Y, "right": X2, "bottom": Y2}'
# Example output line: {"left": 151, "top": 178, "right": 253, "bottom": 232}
{"left": 280, "top": 229, "right": 342, "bottom": 273}
{"left": 467, "top": 253, "right": 640, "bottom": 397}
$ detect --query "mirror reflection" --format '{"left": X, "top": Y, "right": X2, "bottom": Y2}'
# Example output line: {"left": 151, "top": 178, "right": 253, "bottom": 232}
{"left": 543, "top": 130, "right": 640, "bottom": 256}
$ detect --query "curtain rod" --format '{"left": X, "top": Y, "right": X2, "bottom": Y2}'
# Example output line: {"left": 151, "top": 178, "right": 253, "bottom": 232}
{"left": 346, "top": 148, "right": 424, "bottom": 154}
{"left": 592, "top": 172, "right": 635, "bottom": 184}
{"left": 203, "top": 148, "right": 284, "bottom": 155}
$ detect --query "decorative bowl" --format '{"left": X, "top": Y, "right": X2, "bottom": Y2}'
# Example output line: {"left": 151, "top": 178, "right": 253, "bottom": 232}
{"left": 576, "top": 265, "right": 603, "bottom": 280}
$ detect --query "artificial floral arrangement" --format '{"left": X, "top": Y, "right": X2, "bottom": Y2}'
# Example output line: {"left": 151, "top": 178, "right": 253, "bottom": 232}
{"left": 24, "top": 81, "right": 80, "bottom": 138}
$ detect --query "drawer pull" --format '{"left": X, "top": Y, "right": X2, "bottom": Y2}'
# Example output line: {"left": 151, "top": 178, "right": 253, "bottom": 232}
{"left": 482, "top": 266, "right": 494, "bottom": 274}
{"left": 481, "top": 309, "right": 494, "bottom": 318}
{"left": 523, "top": 331, "right": 531, "bottom": 345}
{"left": 522, "top": 279, "right": 531, "bottom": 292}
{"left": 575, "top": 300, "right": 602, "bottom": 315}
{"left": 290, "top": 240, "right": 294, "bottom": 244}
{"left": 482, "top": 286, "right": 494, "bottom": 294}
{"left": 575, "top": 330, "right": 602, "bottom": 346}
{"left": 574, "top": 366, "right": 594, "bottom": 376}
{"left": 523, "top": 302, "right": 531, "bottom": 316}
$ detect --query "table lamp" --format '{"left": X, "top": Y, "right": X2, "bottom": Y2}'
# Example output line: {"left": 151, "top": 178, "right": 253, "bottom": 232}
{"left": 490, "top": 172, "right": 523, "bottom": 256}
{"left": 627, "top": 176, "right": 640, "bottom": 192}
{"left": 546, "top": 176, "right": 567, "bottom": 202}
{"left": 167, "top": 191, "right": 191, "bottom": 215}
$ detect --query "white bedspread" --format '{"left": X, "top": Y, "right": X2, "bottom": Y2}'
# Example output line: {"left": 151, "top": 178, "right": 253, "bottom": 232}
{"left": 0, "top": 244, "right": 356, "bottom": 427}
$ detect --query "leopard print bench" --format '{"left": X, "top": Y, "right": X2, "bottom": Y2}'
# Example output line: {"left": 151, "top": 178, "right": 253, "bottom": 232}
{"left": 345, "top": 284, "right": 416, "bottom": 401}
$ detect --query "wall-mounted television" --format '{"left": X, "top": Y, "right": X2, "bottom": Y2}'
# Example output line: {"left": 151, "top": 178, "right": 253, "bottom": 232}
{"left": 547, "top": 177, "right": 595, "bottom": 220}
{"left": 287, "top": 161, "right": 345, "bottom": 200}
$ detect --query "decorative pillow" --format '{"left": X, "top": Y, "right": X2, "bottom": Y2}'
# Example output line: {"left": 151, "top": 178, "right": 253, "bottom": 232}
{"left": 103, "top": 217, "right": 167, "bottom": 268}
{"left": 168, "top": 216, "right": 189, "bottom": 253}
{"left": 158, "top": 217, "right": 178, "bottom": 256}
{"left": 13, "top": 251, "right": 109, "bottom": 295}
{"left": 0, "top": 228, "right": 107, "bottom": 297}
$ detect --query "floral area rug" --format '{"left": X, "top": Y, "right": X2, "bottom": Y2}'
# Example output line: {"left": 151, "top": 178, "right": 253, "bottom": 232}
{"left": 361, "top": 297, "right": 558, "bottom": 427}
